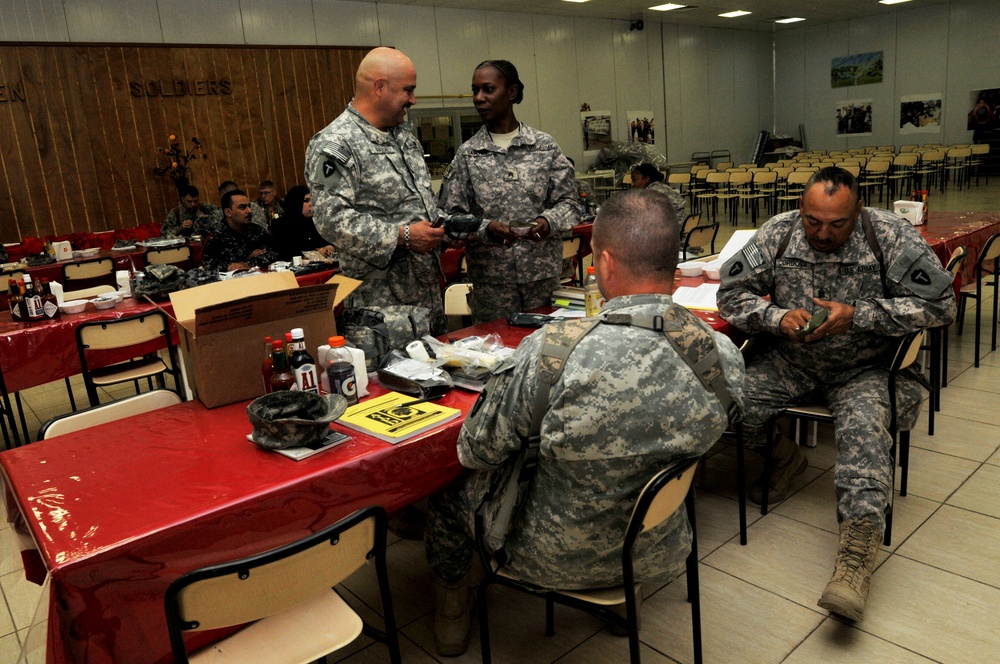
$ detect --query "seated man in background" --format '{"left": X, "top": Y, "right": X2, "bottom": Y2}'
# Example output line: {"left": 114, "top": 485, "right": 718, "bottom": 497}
{"left": 257, "top": 179, "right": 284, "bottom": 223}
{"left": 161, "top": 185, "right": 218, "bottom": 238}
{"left": 424, "top": 189, "right": 745, "bottom": 656}
{"left": 201, "top": 189, "right": 279, "bottom": 272}
{"left": 717, "top": 167, "right": 955, "bottom": 623}
{"left": 216, "top": 180, "right": 269, "bottom": 231}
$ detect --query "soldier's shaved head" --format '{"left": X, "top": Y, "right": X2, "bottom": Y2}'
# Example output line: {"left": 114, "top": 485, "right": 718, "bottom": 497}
{"left": 353, "top": 47, "right": 417, "bottom": 130}
{"left": 593, "top": 189, "right": 680, "bottom": 279}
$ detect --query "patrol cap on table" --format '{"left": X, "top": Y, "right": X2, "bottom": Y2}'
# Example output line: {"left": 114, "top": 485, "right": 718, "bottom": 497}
{"left": 247, "top": 391, "right": 348, "bottom": 449}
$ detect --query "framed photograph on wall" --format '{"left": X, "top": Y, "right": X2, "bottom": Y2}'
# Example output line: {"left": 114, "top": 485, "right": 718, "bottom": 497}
{"left": 899, "top": 94, "right": 942, "bottom": 134}
{"left": 626, "top": 111, "right": 654, "bottom": 144}
{"left": 581, "top": 110, "right": 612, "bottom": 154}
{"left": 836, "top": 100, "right": 873, "bottom": 136}
{"left": 831, "top": 51, "right": 883, "bottom": 88}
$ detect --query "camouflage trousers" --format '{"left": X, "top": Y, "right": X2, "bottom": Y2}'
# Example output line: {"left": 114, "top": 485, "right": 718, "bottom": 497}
{"left": 469, "top": 276, "right": 561, "bottom": 325}
{"left": 742, "top": 348, "right": 923, "bottom": 533}
{"left": 425, "top": 472, "right": 492, "bottom": 583}
{"left": 344, "top": 275, "right": 446, "bottom": 335}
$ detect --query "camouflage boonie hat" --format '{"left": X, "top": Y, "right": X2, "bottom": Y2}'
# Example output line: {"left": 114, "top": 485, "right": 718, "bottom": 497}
{"left": 247, "top": 391, "right": 348, "bottom": 449}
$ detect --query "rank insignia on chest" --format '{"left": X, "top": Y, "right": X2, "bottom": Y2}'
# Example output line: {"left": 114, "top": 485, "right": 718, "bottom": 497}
{"left": 503, "top": 170, "right": 519, "bottom": 181}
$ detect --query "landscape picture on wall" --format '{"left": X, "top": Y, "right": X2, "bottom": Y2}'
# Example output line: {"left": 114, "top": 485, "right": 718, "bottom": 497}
{"left": 836, "top": 100, "right": 873, "bottom": 136}
{"left": 831, "top": 51, "right": 883, "bottom": 88}
{"left": 899, "top": 94, "right": 942, "bottom": 134}
{"left": 582, "top": 110, "right": 612, "bottom": 154}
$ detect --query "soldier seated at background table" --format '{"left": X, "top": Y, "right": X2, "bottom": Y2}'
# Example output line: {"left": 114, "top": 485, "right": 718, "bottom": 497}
{"left": 161, "top": 185, "right": 219, "bottom": 239}
{"left": 216, "top": 180, "right": 269, "bottom": 232}
{"left": 716, "top": 166, "right": 956, "bottom": 624}
{"left": 200, "top": 189, "right": 279, "bottom": 272}
{"left": 256, "top": 179, "right": 284, "bottom": 223}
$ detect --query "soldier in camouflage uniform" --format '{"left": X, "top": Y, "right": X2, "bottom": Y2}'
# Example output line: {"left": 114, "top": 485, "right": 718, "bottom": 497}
{"left": 631, "top": 163, "right": 686, "bottom": 221}
{"left": 200, "top": 189, "right": 279, "bottom": 272}
{"left": 425, "top": 189, "right": 745, "bottom": 656}
{"left": 438, "top": 60, "right": 580, "bottom": 324}
{"left": 717, "top": 167, "right": 956, "bottom": 623}
{"left": 304, "top": 47, "right": 446, "bottom": 333}
{"left": 161, "top": 185, "right": 219, "bottom": 238}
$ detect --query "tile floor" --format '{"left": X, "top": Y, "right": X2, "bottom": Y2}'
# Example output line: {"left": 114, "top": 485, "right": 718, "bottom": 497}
{"left": 2, "top": 179, "right": 999, "bottom": 662}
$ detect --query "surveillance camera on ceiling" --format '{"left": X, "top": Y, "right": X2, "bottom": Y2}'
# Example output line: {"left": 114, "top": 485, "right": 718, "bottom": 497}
{"left": 630, "top": 19, "right": 645, "bottom": 31}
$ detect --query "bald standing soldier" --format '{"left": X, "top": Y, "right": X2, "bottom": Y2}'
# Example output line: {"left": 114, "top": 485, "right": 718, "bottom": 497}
{"left": 305, "top": 47, "right": 446, "bottom": 332}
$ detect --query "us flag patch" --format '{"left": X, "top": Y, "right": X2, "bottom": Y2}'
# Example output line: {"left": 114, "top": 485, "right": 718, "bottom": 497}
{"left": 742, "top": 242, "right": 764, "bottom": 269}
{"left": 327, "top": 143, "right": 351, "bottom": 165}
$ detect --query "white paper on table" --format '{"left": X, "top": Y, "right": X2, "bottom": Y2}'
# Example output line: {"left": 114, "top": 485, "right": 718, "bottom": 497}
{"left": 549, "top": 308, "right": 587, "bottom": 318}
{"left": 672, "top": 283, "right": 720, "bottom": 311}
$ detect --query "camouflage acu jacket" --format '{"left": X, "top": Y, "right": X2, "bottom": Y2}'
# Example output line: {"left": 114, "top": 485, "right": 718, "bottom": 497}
{"left": 439, "top": 124, "right": 580, "bottom": 283}
{"left": 717, "top": 207, "right": 956, "bottom": 375}
{"left": 456, "top": 293, "right": 745, "bottom": 589}
{"left": 304, "top": 104, "right": 442, "bottom": 295}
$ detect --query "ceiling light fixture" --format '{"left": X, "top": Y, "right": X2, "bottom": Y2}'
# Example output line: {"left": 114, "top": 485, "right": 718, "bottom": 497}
{"left": 561, "top": 0, "right": 591, "bottom": 3}
{"left": 649, "top": 3, "right": 687, "bottom": 10}
{"left": 719, "top": 10, "right": 751, "bottom": 18}
{"left": 775, "top": 17, "right": 805, "bottom": 23}
{"left": 879, "top": 0, "right": 913, "bottom": 4}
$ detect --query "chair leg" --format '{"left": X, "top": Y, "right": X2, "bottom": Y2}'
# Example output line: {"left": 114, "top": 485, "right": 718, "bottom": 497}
{"left": 942, "top": 323, "right": 950, "bottom": 388}
{"left": 760, "top": 419, "right": 776, "bottom": 515}
{"left": 545, "top": 596, "right": 555, "bottom": 637}
{"left": 900, "top": 431, "right": 910, "bottom": 497}
{"left": 686, "top": 490, "right": 703, "bottom": 664}
{"left": 64, "top": 377, "right": 77, "bottom": 412}
{"left": 736, "top": 421, "right": 747, "bottom": 545}
{"left": 13, "top": 393, "right": 30, "bottom": 445}
{"left": 478, "top": 582, "right": 492, "bottom": 664}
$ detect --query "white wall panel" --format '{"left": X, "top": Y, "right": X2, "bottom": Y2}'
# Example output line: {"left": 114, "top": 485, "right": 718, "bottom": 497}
{"left": 376, "top": 4, "right": 442, "bottom": 99}
{"left": 662, "top": 24, "right": 683, "bottom": 164}
{"left": 707, "top": 33, "right": 736, "bottom": 159}
{"left": 0, "top": 0, "right": 70, "bottom": 41}
{"left": 532, "top": 15, "right": 580, "bottom": 167}
{"left": 313, "top": 0, "right": 381, "bottom": 46}
{"left": 946, "top": 0, "right": 1000, "bottom": 144}
{"left": 676, "top": 27, "right": 711, "bottom": 164}
{"left": 63, "top": 0, "right": 162, "bottom": 43}
{"left": 485, "top": 12, "right": 541, "bottom": 130}
{"left": 574, "top": 15, "right": 616, "bottom": 158}
{"left": 895, "top": 5, "right": 949, "bottom": 145}
{"left": 158, "top": 0, "right": 244, "bottom": 44}
{"left": 773, "top": 29, "right": 804, "bottom": 140}
{"left": 433, "top": 7, "right": 489, "bottom": 110}
{"left": 240, "top": 0, "right": 316, "bottom": 46}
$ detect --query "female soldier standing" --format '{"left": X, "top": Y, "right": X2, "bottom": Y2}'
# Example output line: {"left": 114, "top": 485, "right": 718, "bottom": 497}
{"left": 439, "top": 60, "right": 580, "bottom": 324}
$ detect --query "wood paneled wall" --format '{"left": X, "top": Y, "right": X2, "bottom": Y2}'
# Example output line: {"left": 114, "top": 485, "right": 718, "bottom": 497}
{"left": 0, "top": 43, "right": 370, "bottom": 244}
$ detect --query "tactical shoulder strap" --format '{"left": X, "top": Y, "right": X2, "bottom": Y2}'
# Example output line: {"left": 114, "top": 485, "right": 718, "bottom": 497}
{"left": 776, "top": 209, "right": 888, "bottom": 297}
{"left": 603, "top": 304, "right": 734, "bottom": 418}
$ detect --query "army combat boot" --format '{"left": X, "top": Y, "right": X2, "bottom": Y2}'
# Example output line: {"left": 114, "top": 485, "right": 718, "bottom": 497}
{"left": 433, "top": 570, "right": 473, "bottom": 657}
{"left": 748, "top": 433, "right": 808, "bottom": 505}
{"left": 818, "top": 518, "right": 881, "bottom": 622}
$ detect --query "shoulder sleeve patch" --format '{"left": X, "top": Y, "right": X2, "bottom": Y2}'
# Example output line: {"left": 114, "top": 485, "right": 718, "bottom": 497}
{"left": 886, "top": 244, "right": 953, "bottom": 298}
{"left": 720, "top": 241, "right": 765, "bottom": 286}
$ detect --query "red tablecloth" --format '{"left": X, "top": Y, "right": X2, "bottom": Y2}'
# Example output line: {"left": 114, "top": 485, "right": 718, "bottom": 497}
{"left": 0, "top": 269, "right": 337, "bottom": 395}
{"left": 918, "top": 211, "right": 1000, "bottom": 286}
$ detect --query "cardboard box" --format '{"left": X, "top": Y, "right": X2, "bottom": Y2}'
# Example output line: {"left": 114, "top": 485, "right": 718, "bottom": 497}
{"left": 164, "top": 272, "right": 358, "bottom": 408}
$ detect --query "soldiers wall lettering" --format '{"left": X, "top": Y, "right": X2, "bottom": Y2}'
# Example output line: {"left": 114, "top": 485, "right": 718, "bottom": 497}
{"left": 0, "top": 82, "right": 26, "bottom": 103}
{"left": 128, "top": 79, "right": 233, "bottom": 98}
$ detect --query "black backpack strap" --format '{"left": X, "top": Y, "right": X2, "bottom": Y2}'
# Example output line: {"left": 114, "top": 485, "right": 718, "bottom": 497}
{"left": 859, "top": 209, "right": 890, "bottom": 297}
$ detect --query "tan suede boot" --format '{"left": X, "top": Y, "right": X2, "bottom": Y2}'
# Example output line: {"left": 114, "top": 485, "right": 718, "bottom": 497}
{"left": 433, "top": 571, "right": 472, "bottom": 657}
{"left": 818, "top": 518, "right": 881, "bottom": 622}
{"left": 748, "top": 434, "right": 808, "bottom": 505}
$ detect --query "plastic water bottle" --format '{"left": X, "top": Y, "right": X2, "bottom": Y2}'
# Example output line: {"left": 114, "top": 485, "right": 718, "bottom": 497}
{"left": 323, "top": 336, "right": 358, "bottom": 405}
{"left": 584, "top": 266, "right": 604, "bottom": 317}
